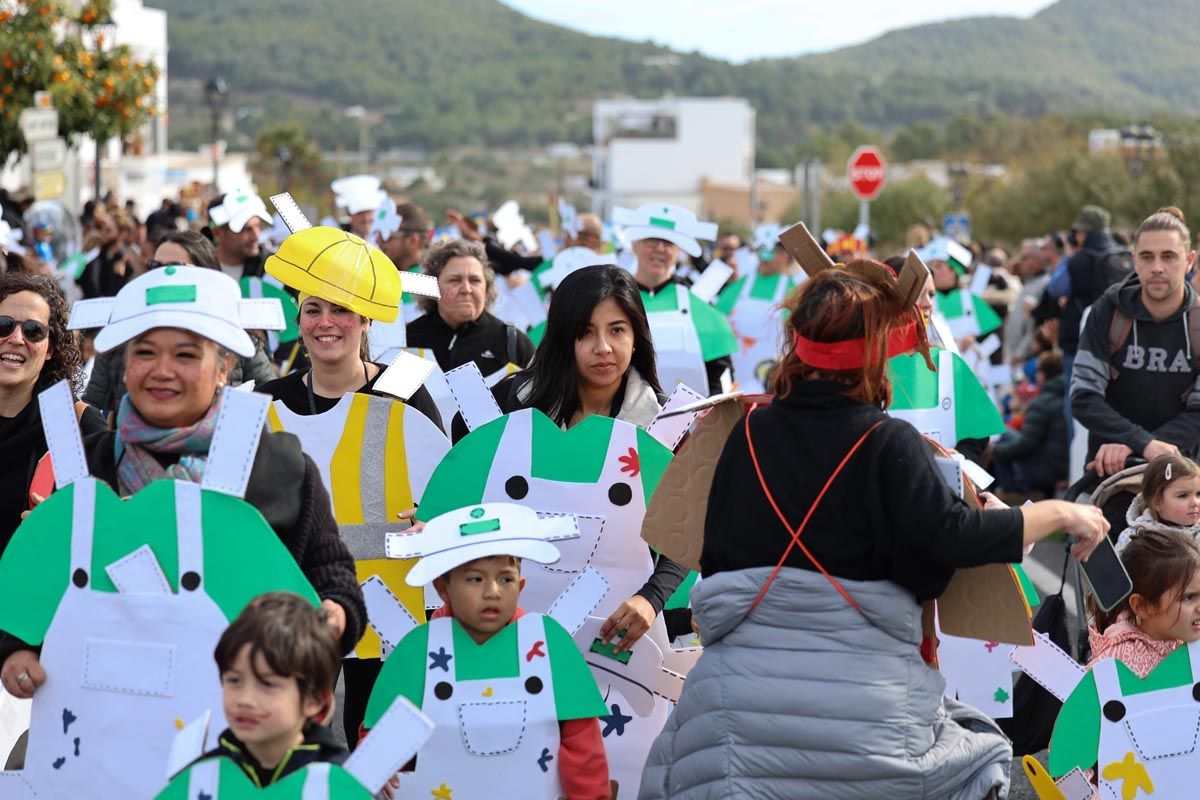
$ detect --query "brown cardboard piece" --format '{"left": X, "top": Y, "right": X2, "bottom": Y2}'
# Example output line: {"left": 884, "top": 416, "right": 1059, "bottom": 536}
{"left": 641, "top": 395, "right": 768, "bottom": 571}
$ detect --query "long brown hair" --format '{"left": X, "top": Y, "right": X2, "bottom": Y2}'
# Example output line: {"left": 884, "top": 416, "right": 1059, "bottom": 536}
{"left": 770, "top": 266, "right": 930, "bottom": 407}
{"left": 1142, "top": 454, "right": 1200, "bottom": 521}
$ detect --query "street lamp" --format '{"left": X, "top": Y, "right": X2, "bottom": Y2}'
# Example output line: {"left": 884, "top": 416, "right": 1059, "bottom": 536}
{"left": 204, "top": 76, "right": 228, "bottom": 192}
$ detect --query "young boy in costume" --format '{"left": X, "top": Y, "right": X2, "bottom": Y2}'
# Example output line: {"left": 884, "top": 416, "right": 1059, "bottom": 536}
{"left": 364, "top": 503, "right": 611, "bottom": 799}
{"left": 195, "top": 592, "right": 348, "bottom": 786}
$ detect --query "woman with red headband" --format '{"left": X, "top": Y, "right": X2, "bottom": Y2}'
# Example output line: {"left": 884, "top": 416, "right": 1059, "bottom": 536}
{"left": 640, "top": 263, "right": 1109, "bottom": 800}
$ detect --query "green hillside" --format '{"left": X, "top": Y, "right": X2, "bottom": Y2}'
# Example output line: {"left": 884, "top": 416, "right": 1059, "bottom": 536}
{"left": 147, "top": 0, "right": 1199, "bottom": 156}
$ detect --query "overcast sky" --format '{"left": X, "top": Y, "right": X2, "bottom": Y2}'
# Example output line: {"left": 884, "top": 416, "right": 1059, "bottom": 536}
{"left": 501, "top": 0, "right": 1056, "bottom": 62}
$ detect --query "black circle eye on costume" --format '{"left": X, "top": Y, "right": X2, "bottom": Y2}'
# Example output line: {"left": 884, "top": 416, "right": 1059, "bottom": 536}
{"left": 1102, "top": 700, "right": 1126, "bottom": 722}
{"left": 180, "top": 571, "right": 201, "bottom": 591}
{"left": 434, "top": 681, "right": 453, "bottom": 700}
{"left": 525, "top": 676, "right": 543, "bottom": 695}
{"left": 608, "top": 482, "right": 632, "bottom": 506}
{"left": 505, "top": 476, "right": 529, "bottom": 500}
{"left": 72, "top": 568, "right": 88, "bottom": 588}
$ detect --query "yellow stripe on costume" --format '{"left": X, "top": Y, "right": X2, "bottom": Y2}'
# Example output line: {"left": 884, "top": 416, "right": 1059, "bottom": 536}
{"left": 355, "top": 559, "right": 424, "bottom": 659}
{"left": 330, "top": 393, "right": 369, "bottom": 525}
{"left": 266, "top": 404, "right": 283, "bottom": 433}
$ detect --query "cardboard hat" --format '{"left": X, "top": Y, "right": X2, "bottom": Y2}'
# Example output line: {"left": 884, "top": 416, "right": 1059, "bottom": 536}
{"left": 208, "top": 189, "right": 272, "bottom": 234}
{"left": 0, "top": 220, "right": 25, "bottom": 255}
{"left": 69, "top": 265, "right": 284, "bottom": 357}
{"left": 390, "top": 502, "right": 580, "bottom": 586}
{"left": 369, "top": 196, "right": 403, "bottom": 243}
{"left": 537, "top": 246, "right": 617, "bottom": 291}
{"left": 558, "top": 197, "right": 581, "bottom": 239}
{"left": 265, "top": 226, "right": 403, "bottom": 322}
{"left": 331, "top": 174, "right": 387, "bottom": 215}
{"left": 612, "top": 203, "right": 717, "bottom": 257}
{"left": 915, "top": 236, "right": 973, "bottom": 275}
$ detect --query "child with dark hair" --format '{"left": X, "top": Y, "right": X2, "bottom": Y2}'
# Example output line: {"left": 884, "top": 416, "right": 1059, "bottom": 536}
{"left": 192, "top": 591, "right": 346, "bottom": 787}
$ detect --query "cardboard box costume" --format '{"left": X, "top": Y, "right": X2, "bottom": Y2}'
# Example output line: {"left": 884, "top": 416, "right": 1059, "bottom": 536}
{"left": 366, "top": 504, "right": 606, "bottom": 799}
{"left": 887, "top": 348, "right": 1006, "bottom": 449}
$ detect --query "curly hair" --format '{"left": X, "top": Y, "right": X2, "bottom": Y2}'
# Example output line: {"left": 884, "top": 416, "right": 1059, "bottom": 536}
{"left": 0, "top": 272, "right": 84, "bottom": 397}
{"left": 417, "top": 239, "right": 497, "bottom": 315}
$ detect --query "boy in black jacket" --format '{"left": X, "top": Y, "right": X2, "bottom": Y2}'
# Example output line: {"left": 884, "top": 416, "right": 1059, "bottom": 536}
{"left": 192, "top": 592, "right": 347, "bottom": 787}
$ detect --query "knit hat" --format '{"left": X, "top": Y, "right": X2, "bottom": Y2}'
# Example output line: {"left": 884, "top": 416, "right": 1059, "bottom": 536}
{"left": 1073, "top": 205, "right": 1111, "bottom": 234}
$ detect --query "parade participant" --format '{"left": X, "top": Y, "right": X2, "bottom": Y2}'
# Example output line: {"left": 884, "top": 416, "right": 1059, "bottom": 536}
{"left": 922, "top": 236, "right": 1002, "bottom": 346}
{"left": 80, "top": 207, "right": 138, "bottom": 298}
{"left": 715, "top": 224, "right": 800, "bottom": 393}
{"left": 405, "top": 239, "right": 534, "bottom": 377}
{"left": 1073, "top": 207, "right": 1200, "bottom": 477}
{"left": 259, "top": 214, "right": 449, "bottom": 748}
{"left": 640, "top": 261, "right": 1108, "bottom": 800}
{"left": 207, "top": 189, "right": 274, "bottom": 282}
{"left": 614, "top": 203, "right": 737, "bottom": 396}
{"left": 188, "top": 592, "right": 348, "bottom": 787}
{"left": 365, "top": 503, "right": 610, "bottom": 800}
{"left": 484, "top": 265, "right": 688, "bottom": 637}
{"left": 990, "top": 351, "right": 1069, "bottom": 498}
{"left": 83, "top": 230, "right": 277, "bottom": 417}
{"left": 1115, "top": 454, "right": 1200, "bottom": 554}
{"left": 0, "top": 273, "right": 105, "bottom": 555}
{"left": 331, "top": 175, "right": 386, "bottom": 239}
{"left": 377, "top": 202, "right": 432, "bottom": 277}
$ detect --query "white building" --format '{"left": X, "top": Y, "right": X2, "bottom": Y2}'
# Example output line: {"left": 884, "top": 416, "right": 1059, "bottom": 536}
{"left": 590, "top": 97, "right": 754, "bottom": 218}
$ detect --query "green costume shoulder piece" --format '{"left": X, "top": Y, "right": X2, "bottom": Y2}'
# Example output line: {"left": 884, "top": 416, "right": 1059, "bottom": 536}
{"left": 527, "top": 320, "right": 546, "bottom": 347}
{"left": 887, "top": 350, "right": 1005, "bottom": 440}
{"left": 971, "top": 294, "right": 1003, "bottom": 336}
{"left": 714, "top": 277, "right": 747, "bottom": 316}
{"left": 530, "top": 259, "right": 553, "bottom": 301}
{"left": 641, "top": 288, "right": 738, "bottom": 362}
{"left": 364, "top": 616, "right": 605, "bottom": 727}
{"left": 935, "top": 291, "right": 1002, "bottom": 337}
{"left": 240, "top": 277, "right": 299, "bottom": 343}
{"left": 0, "top": 479, "right": 318, "bottom": 646}
{"left": 416, "top": 415, "right": 510, "bottom": 522}
{"left": 157, "top": 756, "right": 373, "bottom": 799}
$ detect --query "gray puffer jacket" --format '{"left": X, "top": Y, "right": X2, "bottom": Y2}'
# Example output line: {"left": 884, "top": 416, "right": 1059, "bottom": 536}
{"left": 639, "top": 567, "right": 1012, "bottom": 800}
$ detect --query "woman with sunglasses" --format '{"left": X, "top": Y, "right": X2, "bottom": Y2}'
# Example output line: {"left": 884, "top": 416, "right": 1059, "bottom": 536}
{"left": 0, "top": 273, "right": 106, "bottom": 557}
{"left": 82, "top": 231, "right": 276, "bottom": 418}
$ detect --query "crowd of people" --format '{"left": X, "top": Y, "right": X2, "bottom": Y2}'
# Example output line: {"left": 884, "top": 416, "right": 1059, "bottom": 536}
{"left": 0, "top": 174, "right": 1197, "bottom": 799}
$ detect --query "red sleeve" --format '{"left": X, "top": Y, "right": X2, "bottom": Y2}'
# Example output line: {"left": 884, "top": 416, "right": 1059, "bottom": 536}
{"left": 558, "top": 717, "right": 610, "bottom": 800}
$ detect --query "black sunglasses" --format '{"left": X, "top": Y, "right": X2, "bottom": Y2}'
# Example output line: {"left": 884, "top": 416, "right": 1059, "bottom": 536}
{"left": 0, "top": 316, "right": 50, "bottom": 343}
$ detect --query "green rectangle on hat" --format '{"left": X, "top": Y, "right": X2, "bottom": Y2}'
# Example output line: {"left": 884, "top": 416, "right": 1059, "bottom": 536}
{"left": 146, "top": 285, "right": 198, "bottom": 305}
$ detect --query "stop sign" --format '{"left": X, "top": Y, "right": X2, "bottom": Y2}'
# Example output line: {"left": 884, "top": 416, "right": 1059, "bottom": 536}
{"left": 847, "top": 146, "right": 887, "bottom": 201}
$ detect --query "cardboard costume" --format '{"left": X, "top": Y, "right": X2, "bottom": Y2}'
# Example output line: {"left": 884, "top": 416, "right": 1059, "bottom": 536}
{"left": 413, "top": 408, "right": 698, "bottom": 792}
{"left": 366, "top": 504, "right": 605, "bottom": 799}
{"left": 887, "top": 348, "right": 1006, "bottom": 449}
{"left": 0, "top": 383, "right": 317, "bottom": 800}
{"left": 715, "top": 258, "right": 798, "bottom": 393}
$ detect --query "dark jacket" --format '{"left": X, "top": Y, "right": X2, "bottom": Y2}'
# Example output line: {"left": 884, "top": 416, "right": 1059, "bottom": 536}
{"left": 0, "top": 399, "right": 107, "bottom": 557}
{"left": 1061, "top": 229, "right": 1123, "bottom": 355}
{"left": 1070, "top": 272, "right": 1200, "bottom": 460}
{"left": 83, "top": 342, "right": 277, "bottom": 418}
{"left": 483, "top": 237, "right": 542, "bottom": 276}
{"left": 993, "top": 374, "right": 1069, "bottom": 477}
{"left": 191, "top": 722, "right": 347, "bottom": 787}
{"left": 702, "top": 380, "right": 1024, "bottom": 602}
{"left": 259, "top": 365, "right": 444, "bottom": 432}
{"left": 80, "top": 246, "right": 132, "bottom": 299}
{"left": 406, "top": 310, "right": 534, "bottom": 376}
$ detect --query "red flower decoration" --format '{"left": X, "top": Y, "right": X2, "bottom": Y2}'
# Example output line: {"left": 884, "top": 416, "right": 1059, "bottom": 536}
{"left": 618, "top": 447, "right": 640, "bottom": 477}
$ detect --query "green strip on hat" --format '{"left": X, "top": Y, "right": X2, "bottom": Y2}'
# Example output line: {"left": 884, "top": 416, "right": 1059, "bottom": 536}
{"left": 458, "top": 518, "right": 502, "bottom": 537}
{"left": 146, "top": 285, "right": 198, "bottom": 305}
{"left": 649, "top": 216, "right": 676, "bottom": 231}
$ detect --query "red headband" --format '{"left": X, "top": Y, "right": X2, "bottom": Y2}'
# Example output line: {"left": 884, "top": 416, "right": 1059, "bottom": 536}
{"left": 793, "top": 321, "right": 918, "bottom": 371}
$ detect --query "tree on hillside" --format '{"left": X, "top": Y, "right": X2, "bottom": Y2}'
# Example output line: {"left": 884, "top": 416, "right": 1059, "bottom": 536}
{"left": 251, "top": 122, "right": 326, "bottom": 211}
{"left": 0, "top": 0, "right": 159, "bottom": 163}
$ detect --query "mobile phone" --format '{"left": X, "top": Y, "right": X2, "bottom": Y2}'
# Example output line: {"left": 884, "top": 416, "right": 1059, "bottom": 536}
{"left": 1073, "top": 534, "right": 1133, "bottom": 612}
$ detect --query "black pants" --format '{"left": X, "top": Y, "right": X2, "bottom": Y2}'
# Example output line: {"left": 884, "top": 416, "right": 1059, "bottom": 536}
{"left": 341, "top": 657, "right": 383, "bottom": 750}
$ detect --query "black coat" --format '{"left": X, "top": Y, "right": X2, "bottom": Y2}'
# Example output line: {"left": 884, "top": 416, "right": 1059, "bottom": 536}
{"left": 994, "top": 374, "right": 1069, "bottom": 477}
{"left": 406, "top": 310, "right": 534, "bottom": 376}
{"left": 702, "top": 380, "right": 1024, "bottom": 602}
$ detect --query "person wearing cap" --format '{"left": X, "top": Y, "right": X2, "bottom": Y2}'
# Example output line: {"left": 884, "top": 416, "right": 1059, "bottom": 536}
{"left": 331, "top": 175, "right": 387, "bottom": 239}
{"left": 639, "top": 261, "right": 1109, "bottom": 800}
{"left": 714, "top": 224, "right": 801, "bottom": 393}
{"left": 0, "top": 267, "right": 367, "bottom": 715}
{"left": 370, "top": 199, "right": 434, "bottom": 334}
{"left": 83, "top": 231, "right": 277, "bottom": 419}
{"left": 615, "top": 203, "right": 737, "bottom": 397}
{"left": 403, "top": 239, "right": 534, "bottom": 379}
{"left": 0, "top": 273, "right": 106, "bottom": 556}
{"left": 363, "top": 503, "right": 610, "bottom": 800}
{"left": 207, "top": 190, "right": 274, "bottom": 283}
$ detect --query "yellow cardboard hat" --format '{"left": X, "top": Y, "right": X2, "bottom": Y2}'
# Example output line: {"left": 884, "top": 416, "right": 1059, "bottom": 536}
{"left": 265, "top": 225, "right": 401, "bottom": 322}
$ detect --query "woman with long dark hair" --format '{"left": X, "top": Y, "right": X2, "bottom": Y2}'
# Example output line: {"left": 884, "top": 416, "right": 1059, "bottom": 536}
{"left": 641, "top": 261, "right": 1110, "bottom": 800}
{"left": 488, "top": 264, "right": 686, "bottom": 648}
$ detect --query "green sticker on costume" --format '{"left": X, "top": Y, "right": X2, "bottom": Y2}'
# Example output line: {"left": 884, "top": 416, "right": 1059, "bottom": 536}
{"left": 0, "top": 478, "right": 318, "bottom": 646}
{"left": 156, "top": 756, "right": 374, "bottom": 798}
{"left": 887, "top": 350, "right": 1005, "bottom": 440}
{"left": 240, "top": 277, "right": 300, "bottom": 343}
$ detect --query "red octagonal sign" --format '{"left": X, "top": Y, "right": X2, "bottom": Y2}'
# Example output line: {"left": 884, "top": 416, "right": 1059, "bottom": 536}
{"left": 847, "top": 146, "right": 887, "bottom": 201}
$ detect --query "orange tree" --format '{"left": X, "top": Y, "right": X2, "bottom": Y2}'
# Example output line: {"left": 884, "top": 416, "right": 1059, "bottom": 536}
{"left": 0, "top": 0, "right": 159, "bottom": 162}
